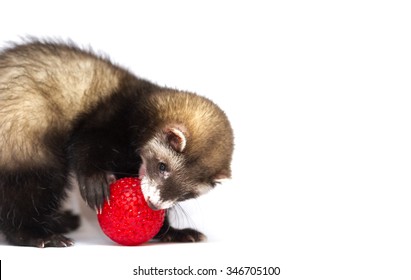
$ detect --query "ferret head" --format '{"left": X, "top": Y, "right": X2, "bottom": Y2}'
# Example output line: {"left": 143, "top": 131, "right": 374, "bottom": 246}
{"left": 138, "top": 91, "right": 233, "bottom": 210}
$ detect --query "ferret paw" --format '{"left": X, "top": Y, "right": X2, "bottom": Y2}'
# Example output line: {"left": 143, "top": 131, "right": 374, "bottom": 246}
{"left": 78, "top": 172, "right": 116, "bottom": 213}
{"left": 158, "top": 228, "right": 207, "bottom": 243}
{"left": 35, "top": 234, "right": 75, "bottom": 248}
{"left": 6, "top": 233, "right": 74, "bottom": 248}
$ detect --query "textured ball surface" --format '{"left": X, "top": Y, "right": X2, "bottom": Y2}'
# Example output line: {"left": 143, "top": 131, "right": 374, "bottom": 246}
{"left": 97, "top": 177, "right": 165, "bottom": 246}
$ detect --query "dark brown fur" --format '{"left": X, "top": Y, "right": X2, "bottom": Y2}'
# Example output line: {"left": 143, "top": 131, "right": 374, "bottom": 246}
{"left": 0, "top": 40, "right": 233, "bottom": 247}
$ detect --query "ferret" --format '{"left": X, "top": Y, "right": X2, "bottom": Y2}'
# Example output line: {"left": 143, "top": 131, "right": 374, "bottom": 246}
{"left": 0, "top": 40, "right": 233, "bottom": 247}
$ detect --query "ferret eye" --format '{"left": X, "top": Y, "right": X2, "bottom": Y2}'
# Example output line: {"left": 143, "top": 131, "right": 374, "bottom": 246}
{"left": 158, "top": 162, "right": 167, "bottom": 173}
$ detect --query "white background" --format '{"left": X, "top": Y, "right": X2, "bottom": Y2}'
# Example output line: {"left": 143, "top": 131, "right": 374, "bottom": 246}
{"left": 0, "top": 0, "right": 411, "bottom": 279}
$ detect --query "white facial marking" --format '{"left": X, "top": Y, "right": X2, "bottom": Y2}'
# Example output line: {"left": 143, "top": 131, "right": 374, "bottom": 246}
{"left": 140, "top": 176, "right": 175, "bottom": 210}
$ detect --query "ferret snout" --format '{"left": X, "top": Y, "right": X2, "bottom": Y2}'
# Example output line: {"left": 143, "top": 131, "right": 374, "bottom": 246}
{"left": 146, "top": 197, "right": 161, "bottom": 210}
{"left": 140, "top": 176, "right": 175, "bottom": 210}
{"left": 145, "top": 195, "right": 174, "bottom": 210}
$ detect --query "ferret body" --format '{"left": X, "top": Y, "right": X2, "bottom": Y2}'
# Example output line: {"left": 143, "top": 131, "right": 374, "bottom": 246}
{"left": 0, "top": 41, "right": 233, "bottom": 247}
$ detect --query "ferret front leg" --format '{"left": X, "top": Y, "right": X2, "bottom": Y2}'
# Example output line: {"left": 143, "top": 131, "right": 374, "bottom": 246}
{"left": 77, "top": 170, "right": 117, "bottom": 213}
{"left": 68, "top": 129, "right": 121, "bottom": 212}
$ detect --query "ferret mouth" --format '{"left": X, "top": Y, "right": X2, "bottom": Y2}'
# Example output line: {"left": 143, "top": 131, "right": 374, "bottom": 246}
{"left": 146, "top": 197, "right": 161, "bottom": 210}
{"left": 145, "top": 195, "right": 175, "bottom": 210}
{"left": 145, "top": 196, "right": 175, "bottom": 210}
{"left": 140, "top": 176, "right": 175, "bottom": 210}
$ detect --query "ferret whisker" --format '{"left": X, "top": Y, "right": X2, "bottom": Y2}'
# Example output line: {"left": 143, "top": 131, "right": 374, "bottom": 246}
{"left": 0, "top": 40, "right": 233, "bottom": 247}
{"left": 171, "top": 203, "right": 195, "bottom": 230}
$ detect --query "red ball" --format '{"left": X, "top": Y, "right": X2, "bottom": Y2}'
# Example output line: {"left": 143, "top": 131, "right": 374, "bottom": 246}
{"left": 97, "top": 177, "right": 165, "bottom": 246}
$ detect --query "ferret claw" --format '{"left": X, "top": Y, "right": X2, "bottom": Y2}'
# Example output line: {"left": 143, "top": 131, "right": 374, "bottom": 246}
{"left": 34, "top": 235, "right": 74, "bottom": 248}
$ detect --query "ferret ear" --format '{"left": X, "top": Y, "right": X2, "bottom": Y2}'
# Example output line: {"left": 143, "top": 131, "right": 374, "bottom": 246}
{"left": 165, "top": 127, "right": 187, "bottom": 152}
